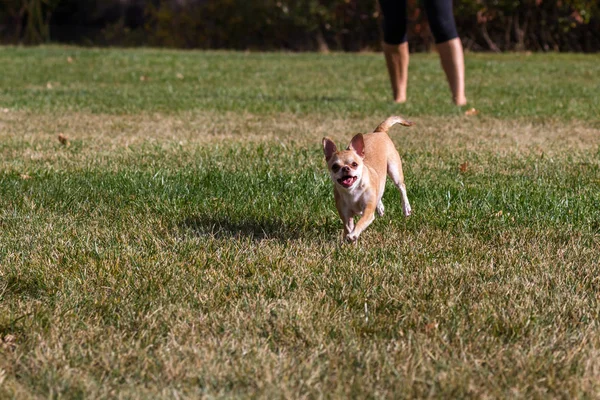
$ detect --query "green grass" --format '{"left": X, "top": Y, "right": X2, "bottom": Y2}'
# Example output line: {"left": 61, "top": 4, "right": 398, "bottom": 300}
{"left": 0, "top": 46, "right": 599, "bottom": 120}
{"left": 1, "top": 46, "right": 600, "bottom": 398}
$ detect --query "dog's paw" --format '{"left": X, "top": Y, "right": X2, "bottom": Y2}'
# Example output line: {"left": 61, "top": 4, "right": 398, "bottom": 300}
{"left": 403, "top": 205, "right": 412, "bottom": 217}
{"left": 376, "top": 201, "right": 385, "bottom": 216}
{"left": 346, "top": 233, "right": 358, "bottom": 243}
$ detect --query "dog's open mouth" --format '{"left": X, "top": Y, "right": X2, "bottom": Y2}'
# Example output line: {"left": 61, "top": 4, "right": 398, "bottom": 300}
{"left": 337, "top": 175, "right": 357, "bottom": 188}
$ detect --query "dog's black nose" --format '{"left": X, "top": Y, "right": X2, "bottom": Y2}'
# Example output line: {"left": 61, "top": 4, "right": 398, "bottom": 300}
{"left": 342, "top": 166, "right": 350, "bottom": 173}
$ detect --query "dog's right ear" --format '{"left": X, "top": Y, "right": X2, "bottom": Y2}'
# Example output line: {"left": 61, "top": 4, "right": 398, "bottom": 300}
{"left": 323, "top": 138, "right": 337, "bottom": 161}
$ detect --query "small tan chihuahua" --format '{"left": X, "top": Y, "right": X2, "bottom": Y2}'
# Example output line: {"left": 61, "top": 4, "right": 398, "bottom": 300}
{"left": 323, "top": 116, "right": 414, "bottom": 242}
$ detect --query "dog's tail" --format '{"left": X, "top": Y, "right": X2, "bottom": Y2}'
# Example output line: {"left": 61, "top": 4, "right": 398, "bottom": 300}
{"left": 374, "top": 115, "right": 414, "bottom": 133}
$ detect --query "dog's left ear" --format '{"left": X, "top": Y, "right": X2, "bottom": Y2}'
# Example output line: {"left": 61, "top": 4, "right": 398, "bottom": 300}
{"left": 349, "top": 134, "right": 365, "bottom": 158}
{"left": 323, "top": 137, "right": 337, "bottom": 161}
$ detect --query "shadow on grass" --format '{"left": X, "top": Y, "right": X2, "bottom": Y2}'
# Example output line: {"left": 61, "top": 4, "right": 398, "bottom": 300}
{"left": 181, "top": 214, "right": 336, "bottom": 242}
{"left": 3, "top": 275, "right": 49, "bottom": 300}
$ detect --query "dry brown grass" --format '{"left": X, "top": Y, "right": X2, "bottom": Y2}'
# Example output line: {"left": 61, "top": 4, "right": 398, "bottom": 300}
{"left": 1, "top": 111, "right": 598, "bottom": 172}
{"left": 2, "top": 110, "right": 598, "bottom": 148}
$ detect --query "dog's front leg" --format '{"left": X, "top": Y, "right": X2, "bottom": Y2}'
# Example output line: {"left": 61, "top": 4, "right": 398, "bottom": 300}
{"left": 343, "top": 216, "right": 355, "bottom": 237}
{"left": 339, "top": 211, "right": 355, "bottom": 238}
{"left": 336, "top": 200, "right": 355, "bottom": 239}
{"left": 346, "top": 201, "right": 377, "bottom": 242}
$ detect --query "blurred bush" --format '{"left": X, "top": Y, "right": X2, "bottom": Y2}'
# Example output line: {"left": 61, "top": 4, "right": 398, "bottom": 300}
{"left": 1, "top": 0, "right": 61, "bottom": 43}
{"left": 456, "top": 0, "right": 600, "bottom": 52}
{"left": 1, "top": 0, "right": 599, "bottom": 51}
{"left": 140, "top": 0, "right": 381, "bottom": 51}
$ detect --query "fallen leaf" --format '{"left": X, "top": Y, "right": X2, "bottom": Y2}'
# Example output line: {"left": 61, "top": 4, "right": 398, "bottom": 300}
{"left": 465, "top": 108, "right": 479, "bottom": 116}
{"left": 46, "top": 82, "right": 53, "bottom": 89}
{"left": 459, "top": 162, "right": 469, "bottom": 173}
{"left": 140, "top": 75, "right": 148, "bottom": 81}
{"left": 495, "top": 210, "right": 503, "bottom": 217}
{"left": 176, "top": 73, "right": 184, "bottom": 79}
{"left": 20, "top": 174, "right": 31, "bottom": 180}
{"left": 58, "top": 133, "right": 69, "bottom": 146}
{"left": 1, "top": 108, "right": 9, "bottom": 113}
{"left": 425, "top": 322, "right": 438, "bottom": 334}
{"left": 67, "top": 56, "right": 74, "bottom": 63}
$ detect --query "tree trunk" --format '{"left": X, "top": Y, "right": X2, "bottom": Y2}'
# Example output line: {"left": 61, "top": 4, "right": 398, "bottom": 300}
{"left": 481, "top": 23, "right": 500, "bottom": 52}
{"left": 315, "top": 28, "right": 329, "bottom": 53}
{"left": 504, "top": 16, "right": 513, "bottom": 51}
{"left": 514, "top": 15, "right": 525, "bottom": 51}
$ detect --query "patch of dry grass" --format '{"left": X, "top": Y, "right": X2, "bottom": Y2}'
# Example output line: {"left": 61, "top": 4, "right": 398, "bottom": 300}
{"left": 1, "top": 111, "right": 597, "bottom": 168}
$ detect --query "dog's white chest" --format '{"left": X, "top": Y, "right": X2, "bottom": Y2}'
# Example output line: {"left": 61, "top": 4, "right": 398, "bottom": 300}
{"left": 339, "top": 188, "right": 371, "bottom": 216}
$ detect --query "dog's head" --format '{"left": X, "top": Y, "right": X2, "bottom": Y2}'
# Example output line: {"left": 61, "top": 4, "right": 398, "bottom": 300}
{"left": 322, "top": 134, "right": 365, "bottom": 190}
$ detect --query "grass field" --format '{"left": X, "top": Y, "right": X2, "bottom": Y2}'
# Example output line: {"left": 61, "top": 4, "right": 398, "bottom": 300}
{"left": 1, "top": 46, "right": 599, "bottom": 398}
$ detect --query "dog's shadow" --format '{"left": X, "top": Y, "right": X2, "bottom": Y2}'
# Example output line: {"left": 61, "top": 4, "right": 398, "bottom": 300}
{"left": 181, "top": 214, "right": 332, "bottom": 242}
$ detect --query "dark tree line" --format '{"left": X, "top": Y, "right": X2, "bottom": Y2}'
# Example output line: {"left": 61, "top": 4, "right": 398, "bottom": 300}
{"left": 1, "top": 0, "right": 599, "bottom": 52}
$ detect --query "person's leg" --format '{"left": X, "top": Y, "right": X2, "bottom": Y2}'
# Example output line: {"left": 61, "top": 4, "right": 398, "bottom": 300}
{"left": 379, "top": 0, "right": 409, "bottom": 103}
{"left": 436, "top": 38, "right": 466, "bottom": 105}
{"left": 383, "top": 42, "right": 409, "bottom": 103}
{"left": 423, "top": 0, "right": 467, "bottom": 105}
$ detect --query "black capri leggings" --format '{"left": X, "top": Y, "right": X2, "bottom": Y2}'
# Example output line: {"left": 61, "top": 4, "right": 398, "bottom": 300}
{"left": 378, "top": 0, "right": 458, "bottom": 44}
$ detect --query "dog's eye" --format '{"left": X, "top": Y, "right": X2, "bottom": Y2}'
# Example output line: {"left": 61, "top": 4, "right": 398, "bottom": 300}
{"left": 351, "top": 162, "right": 358, "bottom": 168}
{"left": 332, "top": 164, "right": 340, "bottom": 172}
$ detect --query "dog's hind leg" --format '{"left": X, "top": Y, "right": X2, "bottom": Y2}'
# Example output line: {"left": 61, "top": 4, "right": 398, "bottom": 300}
{"left": 397, "top": 183, "right": 411, "bottom": 217}
{"left": 387, "top": 159, "right": 412, "bottom": 217}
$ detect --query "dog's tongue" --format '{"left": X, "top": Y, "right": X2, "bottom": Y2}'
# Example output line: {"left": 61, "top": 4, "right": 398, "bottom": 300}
{"left": 341, "top": 177, "right": 354, "bottom": 187}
